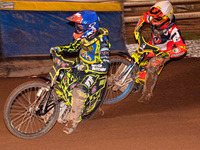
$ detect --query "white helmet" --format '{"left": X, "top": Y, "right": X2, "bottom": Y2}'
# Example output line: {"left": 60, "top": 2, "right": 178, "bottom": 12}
{"left": 147, "top": 0, "right": 174, "bottom": 29}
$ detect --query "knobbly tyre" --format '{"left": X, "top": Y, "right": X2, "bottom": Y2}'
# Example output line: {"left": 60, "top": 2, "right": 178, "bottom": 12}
{"left": 104, "top": 32, "right": 161, "bottom": 104}
{"left": 3, "top": 51, "right": 107, "bottom": 139}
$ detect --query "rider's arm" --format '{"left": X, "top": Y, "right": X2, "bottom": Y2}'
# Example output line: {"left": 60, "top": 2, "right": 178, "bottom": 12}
{"left": 51, "top": 40, "right": 81, "bottom": 53}
{"left": 168, "top": 27, "right": 187, "bottom": 58}
{"left": 134, "top": 12, "right": 151, "bottom": 32}
{"left": 85, "top": 39, "right": 110, "bottom": 74}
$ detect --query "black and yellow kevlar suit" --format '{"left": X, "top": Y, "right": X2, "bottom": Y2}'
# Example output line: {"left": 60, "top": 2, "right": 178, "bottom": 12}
{"left": 54, "top": 28, "right": 110, "bottom": 133}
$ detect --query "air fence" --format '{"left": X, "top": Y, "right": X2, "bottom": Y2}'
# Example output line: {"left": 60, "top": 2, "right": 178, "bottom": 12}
{"left": 0, "top": 0, "right": 126, "bottom": 57}
{"left": 0, "top": 0, "right": 200, "bottom": 58}
{"left": 0, "top": 0, "right": 199, "bottom": 77}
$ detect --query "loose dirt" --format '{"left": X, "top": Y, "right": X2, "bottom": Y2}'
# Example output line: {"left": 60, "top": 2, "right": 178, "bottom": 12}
{"left": 0, "top": 58, "right": 200, "bottom": 150}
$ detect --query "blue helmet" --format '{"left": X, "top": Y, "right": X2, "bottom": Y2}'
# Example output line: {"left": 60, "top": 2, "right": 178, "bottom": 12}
{"left": 66, "top": 10, "right": 100, "bottom": 40}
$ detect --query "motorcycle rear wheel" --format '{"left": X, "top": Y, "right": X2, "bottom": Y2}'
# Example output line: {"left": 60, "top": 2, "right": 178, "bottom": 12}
{"left": 104, "top": 56, "right": 136, "bottom": 104}
{"left": 4, "top": 81, "right": 60, "bottom": 139}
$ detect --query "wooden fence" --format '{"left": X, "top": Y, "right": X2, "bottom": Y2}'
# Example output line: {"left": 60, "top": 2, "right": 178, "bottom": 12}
{"left": 58, "top": 0, "right": 200, "bottom": 23}
{"left": 123, "top": 0, "right": 200, "bottom": 23}
{"left": 124, "top": 12, "right": 200, "bottom": 23}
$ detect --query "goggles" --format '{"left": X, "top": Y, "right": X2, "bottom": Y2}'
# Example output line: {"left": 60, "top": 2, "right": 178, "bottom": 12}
{"left": 75, "top": 23, "right": 86, "bottom": 34}
{"left": 148, "top": 7, "right": 165, "bottom": 21}
{"left": 147, "top": 7, "right": 173, "bottom": 29}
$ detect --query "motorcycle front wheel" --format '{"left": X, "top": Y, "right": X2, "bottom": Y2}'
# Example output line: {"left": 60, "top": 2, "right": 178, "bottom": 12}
{"left": 104, "top": 56, "right": 137, "bottom": 104}
{"left": 4, "top": 81, "right": 60, "bottom": 139}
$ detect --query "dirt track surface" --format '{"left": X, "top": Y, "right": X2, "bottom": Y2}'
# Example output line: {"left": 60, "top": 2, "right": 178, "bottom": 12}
{"left": 0, "top": 58, "right": 200, "bottom": 150}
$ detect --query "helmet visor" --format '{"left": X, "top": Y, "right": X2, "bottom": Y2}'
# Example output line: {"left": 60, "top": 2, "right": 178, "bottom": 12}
{"left": 148, "top": 7, "right": 163, "bottom": 17}
{"left": 148, "top": 7, "right": 170, "bottom": 29}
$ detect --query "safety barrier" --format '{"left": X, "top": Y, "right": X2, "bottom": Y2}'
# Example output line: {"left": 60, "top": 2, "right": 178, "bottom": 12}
{"left": 127, "top": 39, "right": 200, "bottom": 58}
{"left": 0, "top": 0, "right": 199, "bottom": 57}
{"left": 0, "top": 0, "right": 126, "bottom": 57}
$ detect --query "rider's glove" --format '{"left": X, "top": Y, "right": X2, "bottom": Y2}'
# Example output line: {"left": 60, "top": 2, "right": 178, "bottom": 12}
{"left": 134, "top": 31, "right": 140, "bottom": 40}
{"left": 50, "top": 47, "right": 60, "bottom": 54}
{"left": 131, "top": 52, "right": 141, "bottom": 64}
{"left": 75, "top": 64, "right": 87, "bottom": 71}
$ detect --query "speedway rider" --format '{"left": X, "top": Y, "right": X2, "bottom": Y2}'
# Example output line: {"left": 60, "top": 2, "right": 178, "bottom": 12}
{"left": 50, "top": 10, "right": 110, "bottom": 134}
{"left": 132, "top": 0, "right": 187, "bottom": 103}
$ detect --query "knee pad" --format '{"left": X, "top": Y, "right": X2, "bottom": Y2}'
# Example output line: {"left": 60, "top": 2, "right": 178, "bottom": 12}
{"left": 72, "top": 85, "right": 88, "bottom": 100}
{"left": 148, "top": 57, "right": 164, "bottom": 68}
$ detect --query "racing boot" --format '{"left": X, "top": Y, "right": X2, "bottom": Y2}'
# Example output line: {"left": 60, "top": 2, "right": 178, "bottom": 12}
{"left": 138, "top": 66, "right": 158, "bottom": 103}
{"left": 63, "top": 119, "right": 79, "bottom": 134}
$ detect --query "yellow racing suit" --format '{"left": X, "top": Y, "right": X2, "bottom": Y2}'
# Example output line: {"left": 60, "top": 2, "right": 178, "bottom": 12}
{"left": 54, "top": 28, "right": 110, "bottom": 126}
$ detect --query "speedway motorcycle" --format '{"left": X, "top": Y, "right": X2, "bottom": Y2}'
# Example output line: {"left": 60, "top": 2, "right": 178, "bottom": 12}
{"left": 4, "top": 51, "right": 107, "bottom": 139}
{"left": 104, "top": 32, "right": 161, "bottom": 104}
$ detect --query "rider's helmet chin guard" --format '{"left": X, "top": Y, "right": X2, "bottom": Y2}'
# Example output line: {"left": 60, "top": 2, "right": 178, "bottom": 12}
{"left": 66, "top": 10, "right": 100, "bottom": 40}
{"left": 147, "top": 0, "right": 174, "bottom": 30}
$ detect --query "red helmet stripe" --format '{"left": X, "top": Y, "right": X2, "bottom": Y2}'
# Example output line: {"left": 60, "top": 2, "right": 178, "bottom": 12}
{"left": 66, "top": 13, "right": 83, "bottom": 24}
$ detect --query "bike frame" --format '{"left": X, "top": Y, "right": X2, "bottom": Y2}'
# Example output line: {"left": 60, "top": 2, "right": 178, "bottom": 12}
{"left": 117, "top": 33, "right": 160, "bottom": 86}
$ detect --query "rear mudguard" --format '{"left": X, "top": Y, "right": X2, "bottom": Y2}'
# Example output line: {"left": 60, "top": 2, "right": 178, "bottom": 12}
{"left": 30, "top": 75, "right": 50, "bottom": 82}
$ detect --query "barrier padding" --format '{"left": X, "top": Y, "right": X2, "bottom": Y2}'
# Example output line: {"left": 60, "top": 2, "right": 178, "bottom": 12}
{"left": 0, "top": 1, "right": 127, "bottom": 57}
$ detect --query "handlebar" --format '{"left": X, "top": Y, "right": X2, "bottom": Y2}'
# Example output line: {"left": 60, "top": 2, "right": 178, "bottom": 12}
{"left": 51, "top": 50, "right": 75, "bottom": 68}
{"left": 131, "top": 32, "right": 162, "bottom": 64}
{"left": 49, "top": 51, "right": 75, "bottom": 86}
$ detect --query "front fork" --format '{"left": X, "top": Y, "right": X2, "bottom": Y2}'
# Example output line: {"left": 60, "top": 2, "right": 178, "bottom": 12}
{"left": 36, "top": 86, "right": 60, "bottom": 116}
{"left": 118, "top": 62, "right": 136, "bottom": 83}
{"left": 114, "top": 61, "right": 137, "bottom": 86}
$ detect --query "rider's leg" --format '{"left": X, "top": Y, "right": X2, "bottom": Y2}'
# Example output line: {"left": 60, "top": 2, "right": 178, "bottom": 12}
{"left": 138, "top": 56, "right": 167, "bottom": 103}
{"left": 132, "top": 72, "right": 145, "bottom": 93}
{"left": 63, "top": 85, "right": 88, "bottom": 134}
{"left": 138, "top": 66, "right": 158, "bottom": 103}
{"left": 57, "top": 73, "right": 75, "bottom": 124}
{"left": 132, "top": 60, "right": 148, "bottom": 93}
{"left": 63, "top": 74, "right": 98, "bottom": 134}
